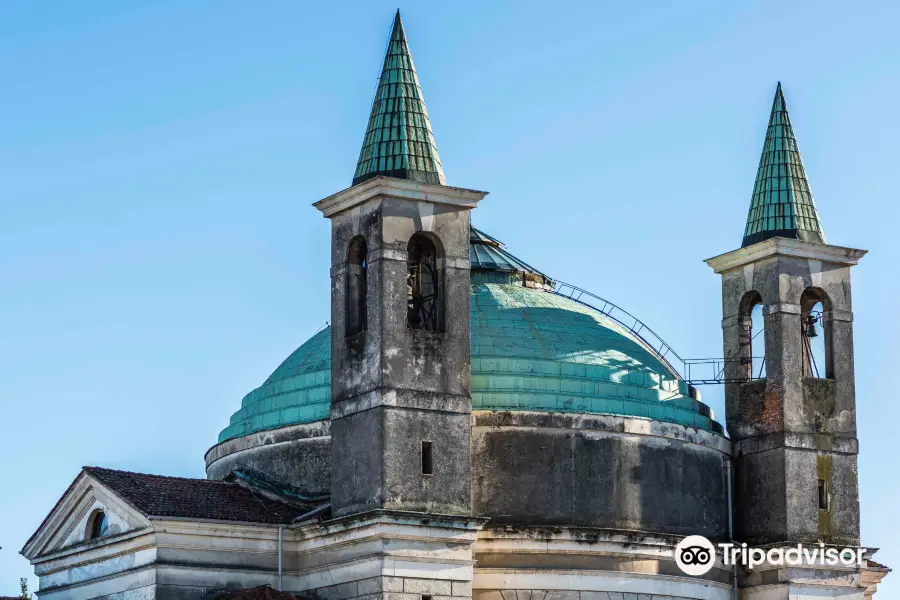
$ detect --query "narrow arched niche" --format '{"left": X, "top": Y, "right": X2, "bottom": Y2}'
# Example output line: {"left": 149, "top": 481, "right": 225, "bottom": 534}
{"left": 345, "top": 236, "right": 368, "bottom": 338}
{"left": 739, "top": 290, "right": 766, "bottom": 380}
{"left": 800, "top": 287, "right": 833, "bottom": 379}
{"left": 406, "top": 233, "right": 442, "bottom": 332}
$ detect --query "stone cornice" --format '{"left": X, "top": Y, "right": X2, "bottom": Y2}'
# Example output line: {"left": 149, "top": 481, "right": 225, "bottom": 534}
{"left": 297, "top": 508, "right": 488, "bottom": 538}
{"left": 29, "top": 529, "right": 153, "bottom": 569}
{"left": 313, "top": 176, "right": 488, "bottom": 218}
{"left": 732, "top": 431, "right": 859, "bottom": 457}
{"left": 330, "top": 387, "right": 472, "bottom": 420}
{"left": 472, "top": 410, "right": 732, "bottom": 453}
{"left": 706, "top": 237, "right": 867, "bottom": 273}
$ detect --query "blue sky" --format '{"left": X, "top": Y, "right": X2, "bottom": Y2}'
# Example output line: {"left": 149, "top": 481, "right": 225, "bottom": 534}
{"left": 2, "top": 0, "right": 898, "bottom": 594}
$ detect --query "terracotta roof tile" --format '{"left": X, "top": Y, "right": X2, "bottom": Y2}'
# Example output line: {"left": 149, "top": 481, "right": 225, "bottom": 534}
{"left": 83, "top": 467, "right": 308, "bottom": 524}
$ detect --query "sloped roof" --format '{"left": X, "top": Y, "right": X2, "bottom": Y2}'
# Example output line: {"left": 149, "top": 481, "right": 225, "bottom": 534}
{"left": 82, "top": 467, "right": 307, "bottom": 524}
{"left": 742, "top": 83, "right": 825, "bottom": 247}
{"left": 469, "top": 227, "right": 550, "bottom": 282}
{"left": 352, "top": 11, "right": 445, "bottom": 186}
{"left": 867, "top": 558, "right": 890, "bottom": 570}
{"left": 23, "top": 466, "right": 320, "bottom": 558}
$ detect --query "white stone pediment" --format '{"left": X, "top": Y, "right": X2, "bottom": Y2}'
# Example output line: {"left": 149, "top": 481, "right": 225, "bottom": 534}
{"left": 22, "top": 470, "right": 151, "bottom": 560}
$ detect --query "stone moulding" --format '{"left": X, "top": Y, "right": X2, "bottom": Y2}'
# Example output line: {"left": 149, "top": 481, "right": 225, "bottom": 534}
{"left": 314, "top": 175, "right": 488, "bottom": 218}
{"left": 475, "top": 526, "right": 733, "bottom": 600}
{"left": 706, "top": 237, "right": 866, "bottom": 274}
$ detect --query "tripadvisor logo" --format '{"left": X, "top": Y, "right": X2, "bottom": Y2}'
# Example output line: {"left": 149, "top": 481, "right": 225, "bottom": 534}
{"left": 675, "top": 536, "right": 716, "bottom": 575}
{"left": 673, "top": 535, "right": 866, "bottom": 576}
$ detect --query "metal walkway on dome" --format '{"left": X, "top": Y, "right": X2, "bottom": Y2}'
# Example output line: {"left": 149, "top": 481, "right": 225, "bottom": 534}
{"left": 551, "top": 280, "right": 759, "bottom": 385}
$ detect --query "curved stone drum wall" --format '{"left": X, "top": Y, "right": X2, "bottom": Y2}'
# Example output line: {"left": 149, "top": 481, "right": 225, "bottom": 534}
{"left": 207, "top": 246, "right": 730, "bottom": 540}
{"left": 472, "top": 411, "right": 730, "bottom": 539}
{"left": 207, "top": 410, "right": 730, "bottom": 540}
{"left": 205, "top": 421, "right": 331, "bottom": 496}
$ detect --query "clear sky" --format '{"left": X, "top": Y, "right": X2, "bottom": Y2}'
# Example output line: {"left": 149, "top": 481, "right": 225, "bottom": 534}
{"left": 2, "top": 0, "right": 898, "bottom": 595}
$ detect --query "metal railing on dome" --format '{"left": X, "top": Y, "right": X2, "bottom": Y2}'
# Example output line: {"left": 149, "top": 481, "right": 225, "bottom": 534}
{"left": 550, "top": 280, "right": 763, "bottom": 385}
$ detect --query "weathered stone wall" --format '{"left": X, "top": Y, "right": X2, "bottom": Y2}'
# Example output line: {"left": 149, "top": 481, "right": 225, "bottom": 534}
{"left": 323, "top": 184, "right": 477, "bottom": 519}
{"left": 210, "top": 409, "right": 733, "bottom": 540}
{"left": 719, "top": 251, "right": 858, "bottom": 441}
{"left": 327, "top": 195, "right": 473, "bottom": 406}
{"left": 331, "top": 406, "right": 471, "bottom": 515}
{"left": 783, "top": 449, "right": 860, "bottom": 545}
{"left": 472, "top": 412, "right": 731, "bottom": 539}
{"left": 732, "top": 449, "right": 787, "bottom": 543}
{"left": 205, "top": 421, "right": 331, "bottom": 495}
{"left": 710, "top": 240, "right": 864, "bottom": 562}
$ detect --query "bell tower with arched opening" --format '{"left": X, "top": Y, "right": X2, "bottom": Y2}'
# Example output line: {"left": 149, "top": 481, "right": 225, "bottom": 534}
{"left": 707, "top": 83, "right": 868, "bottom": 596}
{"left": 311, "top": 13, "right": 488, "bottom": 599}
{"left": 315, "top": 10, "right": 487, "bottom": 517}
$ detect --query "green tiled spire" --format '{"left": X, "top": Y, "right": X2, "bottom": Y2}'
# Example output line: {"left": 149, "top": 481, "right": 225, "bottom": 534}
{"left": 352, "top": 11, "right": 446, "bottom": 186}
{"left": 742, "top": 83, "right": 825, "bottom": 247}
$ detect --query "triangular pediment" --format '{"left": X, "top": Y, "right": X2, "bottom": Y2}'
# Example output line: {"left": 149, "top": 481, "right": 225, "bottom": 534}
{"left": 21, "top": 469, "right": 151, "bottom": 560}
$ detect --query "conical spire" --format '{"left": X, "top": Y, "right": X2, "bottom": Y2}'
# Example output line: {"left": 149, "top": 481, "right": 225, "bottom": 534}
{"left": 742, "top": 83, "right": 825, "bottom": 247}
{"left": 352, "top": 11, "right": 446, "bottom": 187}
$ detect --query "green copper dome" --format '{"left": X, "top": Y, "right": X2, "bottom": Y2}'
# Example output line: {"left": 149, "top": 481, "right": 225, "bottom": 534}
{"left": 217, "top": 231, "right": 720, "bottom": 443}
{"left": 218, "top": 327, "right": 331, "bottom": 443}
{"left": 469, "top": 284, "right": 711, "bottom": 425}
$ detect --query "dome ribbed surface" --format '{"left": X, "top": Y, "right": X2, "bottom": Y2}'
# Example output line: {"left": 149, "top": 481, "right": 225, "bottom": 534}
{"left": 218, "top": 283, "right": 719, "bottom": 443}
{"left": 469, "top": 284, "right": 709, "bottom": 426}
{"left": 218, "top": 328, "right": 330, "bottom": 442}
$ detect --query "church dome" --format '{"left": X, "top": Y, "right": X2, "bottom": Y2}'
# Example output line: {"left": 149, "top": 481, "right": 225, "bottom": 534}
{"left": 217, "top": 327, "right": 331, "bottom": 443}
{"left": 216, "top": 229, "right": 721, "bottom": 444}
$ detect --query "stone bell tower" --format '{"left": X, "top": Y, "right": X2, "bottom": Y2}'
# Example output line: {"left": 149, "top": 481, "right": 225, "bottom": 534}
{"left": 316, "top": 11, "right": 486, "bottom": 519}
{"left": 316, "top": 171, "right": 485, "bottom": 517}
{"left": 707, "top": 83, "right": 869, "bottom": 597}
{"left": 310, "top": 13, "right": 487, "bottom": 600}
